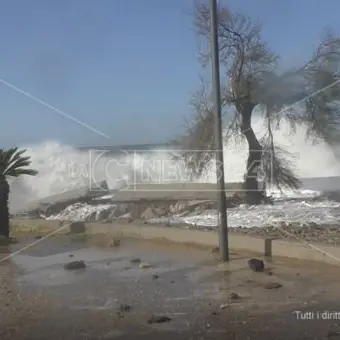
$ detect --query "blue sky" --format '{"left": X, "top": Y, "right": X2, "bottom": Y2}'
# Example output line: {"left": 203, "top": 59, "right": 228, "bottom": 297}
{"left": 0, "top": 0, "right": 340, "bottom": 148}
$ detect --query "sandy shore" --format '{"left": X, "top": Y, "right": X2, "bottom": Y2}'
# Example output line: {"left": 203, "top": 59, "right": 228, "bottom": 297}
{"left": 1, "top": 231, "right": 340, "bottom": 339}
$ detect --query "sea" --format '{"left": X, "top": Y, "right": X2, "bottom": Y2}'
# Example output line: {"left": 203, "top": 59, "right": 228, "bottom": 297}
{"left": 8, "top": 116, "right": 340, "bottom": 228}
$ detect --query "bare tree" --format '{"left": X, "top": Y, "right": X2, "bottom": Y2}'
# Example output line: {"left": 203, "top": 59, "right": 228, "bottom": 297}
{"left": 177, "top": 2, "right": 340, "bottom": 204}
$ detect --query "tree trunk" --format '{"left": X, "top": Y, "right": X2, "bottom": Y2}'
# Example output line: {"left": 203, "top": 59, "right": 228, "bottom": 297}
{"left": 240, "top": 105, "right": 265, "bottom": 205}
{"left": 0, "top": 176, "right": 10, "bottom": 238}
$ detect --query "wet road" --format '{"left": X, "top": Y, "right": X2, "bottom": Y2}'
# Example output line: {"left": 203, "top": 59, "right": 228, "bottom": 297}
{"left": 0, "top": 234, "right": 340, "bottom": 339}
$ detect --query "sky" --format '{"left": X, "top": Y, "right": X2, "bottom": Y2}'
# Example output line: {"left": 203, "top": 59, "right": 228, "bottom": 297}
{"left": 0, "top": 0, "right": 340, "bottom": 148}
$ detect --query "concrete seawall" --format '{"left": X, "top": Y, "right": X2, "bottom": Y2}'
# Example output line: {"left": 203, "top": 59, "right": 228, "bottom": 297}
{"left": 11, "top": 218, "right": 340, "bottom": 266}
{"left": 87, "top": 222, "right": 340, "bottom": 266}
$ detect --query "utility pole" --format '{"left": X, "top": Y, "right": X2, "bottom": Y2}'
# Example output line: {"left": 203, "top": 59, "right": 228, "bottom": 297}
{"left": 209, "top": 0, "right": 229, "bottom": 261}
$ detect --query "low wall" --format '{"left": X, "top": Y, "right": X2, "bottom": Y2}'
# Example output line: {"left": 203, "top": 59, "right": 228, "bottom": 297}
{"left": 87, "top": 222, "right": 340, "bottom": 266}
{"left": 111, "top": 182, "right": 246, "bottom": 202}
{"left": 12, "top": 218, "right": 340, "bottom": 266}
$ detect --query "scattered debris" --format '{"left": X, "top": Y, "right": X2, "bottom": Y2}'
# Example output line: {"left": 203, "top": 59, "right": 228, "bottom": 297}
{"left": 64, "top": 260, "right": 86, "bottom": 270}
{"left": 264, "top": 282, "right": 282, "bottom": 289}
{"left": 248, "top": 258, "right": 264, "bottom": 272}
{"left": 147, "top": 315, "right": 172, "bottom": 324}
{"left": 119, "top": 304, "right": 131, "bottom": 312}
{"left": 152, "top": 274, "right": 160, "bottom": 280}
{"left": 229, "top": 292, "right": 240, "bottom": 300}
{"left": 220, "top": 303, "right": 228, "bottom": 310}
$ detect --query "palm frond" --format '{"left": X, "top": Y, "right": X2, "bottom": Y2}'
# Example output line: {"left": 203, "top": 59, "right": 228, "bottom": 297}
{"left": 0, "top": 148, "right": 38, "bottom": 178}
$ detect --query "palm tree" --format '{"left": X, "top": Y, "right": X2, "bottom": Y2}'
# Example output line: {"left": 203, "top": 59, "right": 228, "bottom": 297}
{"left": 0, "top": 148, "right": 37, "bottom": 238}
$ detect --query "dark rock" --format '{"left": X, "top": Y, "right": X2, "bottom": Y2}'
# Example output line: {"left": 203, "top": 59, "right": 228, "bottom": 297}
{"left": 147, "top": 315, "right": 172, "bottom": 324}
{"left": 64, "top": 260, "right": 86, "bottom": 270}
{"left": 68, "top": 254, "right": 74, "bottom": 258}
{"left": 119, "top": 304, "right": 131, "bottom": 312}
{"left": 229, "top": 292, "right": 240, "bottom": 300}
{"left": 152, "top": 274, "right": 160, "bottom": 280}
{"left": 68, "top": 221, "right": 86, "bottom": 234}
{"left": 211, "top": 247, "right": 219, "bottom": 253}
{"left": 248, "top": 258, "right": 264, "bottom": 272}
{"left": 264, "top": 282, "right": 282, "bottom": 289}
{"left": 35, "top": 235, "right": 43, "bottom": 240}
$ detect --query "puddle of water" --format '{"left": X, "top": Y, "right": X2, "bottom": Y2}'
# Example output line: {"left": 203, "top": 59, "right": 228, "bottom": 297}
{"left": 11, "top": 242, "right": 224, "bottom": 311}
{"left": 12, "top": 247, "right": 128, "bottom": 287}
{"left": 13, "top": 248, "right": 123, "bottom": 271}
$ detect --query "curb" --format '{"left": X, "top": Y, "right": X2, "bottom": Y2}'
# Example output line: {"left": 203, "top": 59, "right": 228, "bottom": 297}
{"left": 87, "top": 222, "right": 340, "bottom": 266}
